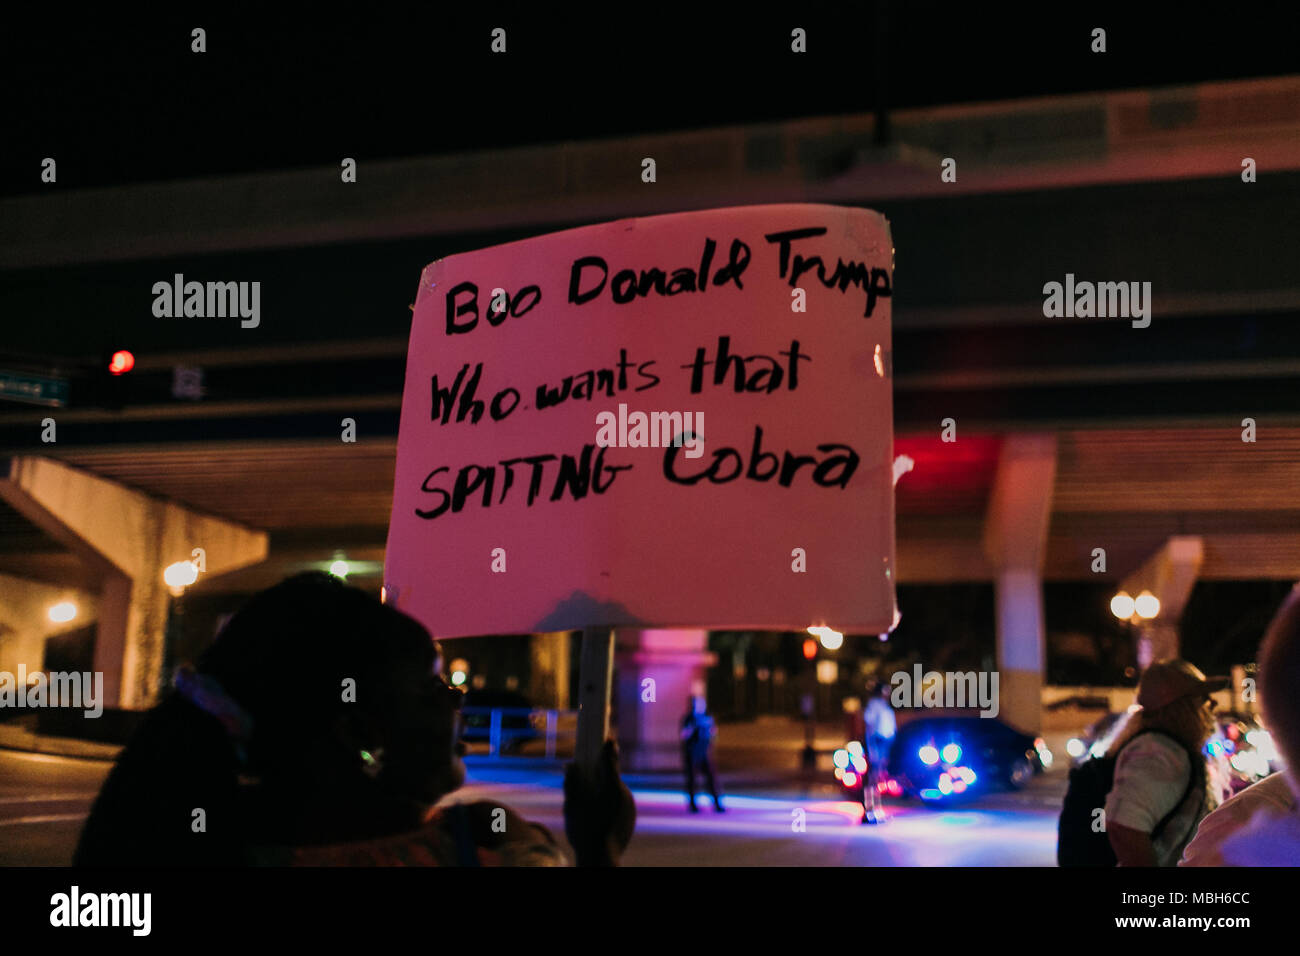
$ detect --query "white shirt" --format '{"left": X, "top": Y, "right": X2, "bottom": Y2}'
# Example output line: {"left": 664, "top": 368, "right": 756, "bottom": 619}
{"left": 1181, "top": 772, "right": 1296, "bottom": 866}
{"left": 1105, "top": 733, "right": 1209, "bottom": 867}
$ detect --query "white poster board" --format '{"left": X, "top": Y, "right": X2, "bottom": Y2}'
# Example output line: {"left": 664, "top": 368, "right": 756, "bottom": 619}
{"left": 386, "top": 203, "right": 895, "bottom": 637}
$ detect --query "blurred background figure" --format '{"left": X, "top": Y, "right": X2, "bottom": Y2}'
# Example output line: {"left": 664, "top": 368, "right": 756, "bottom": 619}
{"left": 681, "top": 695, "right": 723, "bottom": 813}
{"left": 862, "top": 679, "right": 896, "bottom": 824}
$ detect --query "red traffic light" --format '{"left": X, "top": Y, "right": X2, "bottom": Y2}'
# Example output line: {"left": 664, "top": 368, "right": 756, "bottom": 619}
{"left": 108, "top": 350, "right": 135, "bottom": 375}
{"left": 802, "top": 638, "right": 818, "bottom": 660}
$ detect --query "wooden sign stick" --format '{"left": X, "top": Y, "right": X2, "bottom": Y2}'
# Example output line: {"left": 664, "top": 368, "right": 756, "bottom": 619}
{"left": 574, "top": 626, "right": 615, "bottom": 777}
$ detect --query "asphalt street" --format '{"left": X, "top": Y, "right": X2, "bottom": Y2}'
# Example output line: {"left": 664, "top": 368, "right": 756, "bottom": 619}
{"left": 0, "top": 746, "right": 1067, "bottom": 866}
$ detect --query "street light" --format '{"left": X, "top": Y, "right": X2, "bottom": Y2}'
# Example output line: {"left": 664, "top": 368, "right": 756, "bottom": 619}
{"left": 808, "top": 625, "right": 844, "bottom": 650}
{"left": 164, "top": 560, "right": 199, "bottom": 594}
{"left": 1134, "top": 591, "right": 1161, "bottom": 619}
{"left": 161, "top": 559, "right": 200, "bottom": 697}
{"left": 1110, "top": 591, "right": 1136, "bottom": 620}
{"left": 48, "top": 601, "right": 77, "bottom": 623}
{"left": 1113, "top": 588, "right": 1162, "bottom": 674}
{"left": 1111, "top": 589, "right": 1160, "bottom": 623}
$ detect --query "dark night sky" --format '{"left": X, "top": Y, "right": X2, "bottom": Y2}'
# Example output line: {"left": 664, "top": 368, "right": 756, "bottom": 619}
{"left": 2, "top": 6, "right": 1294, "bottom": 196}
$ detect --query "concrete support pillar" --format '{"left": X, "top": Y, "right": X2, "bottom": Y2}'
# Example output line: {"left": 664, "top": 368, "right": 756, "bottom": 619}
{"left": 529, "top": 630, "right": 571, "bottom": 710}
{"left": 614, "top": 629, "right": 716, "bottom": 771}
{"left": 0, "top": 573, "right": 99, "bottom": 677}
{"left": 1121, "top": 536, "right": 1204, "bottom": 670}
{"left": 95, "top": 573, "right": 132, "bottom": 708}
{"left": 993, "top": 568, "right": 1047, "bottom": 734}
{"left": 982, "top": 434, "right": 1057, "bottom": 736}
{"left": 0, "top": 456, "right": 269, "bottom": 710}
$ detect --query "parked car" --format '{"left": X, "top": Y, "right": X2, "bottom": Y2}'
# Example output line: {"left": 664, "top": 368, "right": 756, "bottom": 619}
{"left": 888, "top": 715, "right": 1052, "bottom": 803}
{"left": 459, "top": 690, "right": 544, "bottom": 754}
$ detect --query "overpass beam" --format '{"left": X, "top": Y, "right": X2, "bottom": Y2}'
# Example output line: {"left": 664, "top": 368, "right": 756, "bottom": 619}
{"left": 0, "top": 456, "right": 269, "bottom": 710}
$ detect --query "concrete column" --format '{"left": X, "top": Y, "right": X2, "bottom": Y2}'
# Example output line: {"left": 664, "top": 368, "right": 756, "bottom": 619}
{"left": 0, "top": 456, "right": 269, "bottom": 709}
{"left": 982, "top": 434, "right": 1057, "bottom": 735}
{"left": 993, "top": 568, "right": 1047, "bottom": 733}
{"left": 614, "top": 628, "right": 716, "bottom": 771}
{"left": 95, "top": 573, "right": 131, "bottom": 708}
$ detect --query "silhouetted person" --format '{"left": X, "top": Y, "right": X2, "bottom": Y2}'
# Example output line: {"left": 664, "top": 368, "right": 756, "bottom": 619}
{"left": 75, "top": 573, "right": 634, "bottom": 866}
{"left": 681, "top": 695, "right": 723, "bottom": 812}
{"left": 862, "top": 680, "right": 896, "bottom": 824}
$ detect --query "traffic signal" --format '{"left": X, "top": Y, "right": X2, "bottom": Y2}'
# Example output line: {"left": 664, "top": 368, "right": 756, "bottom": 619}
{"left": 108, "top": 350, "right": 135, "bottom": 375}
{"left": 86, "top": 348, "right": 136, "bottom": 409}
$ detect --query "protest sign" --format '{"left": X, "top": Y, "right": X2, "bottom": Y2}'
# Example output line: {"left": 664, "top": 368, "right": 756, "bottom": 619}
{"left": 385, "top": 203, "right": 896, "bottom": 639}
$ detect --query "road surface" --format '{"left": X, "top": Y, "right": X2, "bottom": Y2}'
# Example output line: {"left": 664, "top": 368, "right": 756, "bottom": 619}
{"left": 1, "top": 747, "right": 1064, "bottom": 866}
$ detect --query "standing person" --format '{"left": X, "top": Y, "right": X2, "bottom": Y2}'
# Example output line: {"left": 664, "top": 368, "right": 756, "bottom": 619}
{"left": 681, "top": 695, "right": 724, "bottom": 813}
{"left": 861, "top": 680, "right": 897, "bottom": 824}
{"left": 1103, "top": 659, "right": 1228, "bottom": 866}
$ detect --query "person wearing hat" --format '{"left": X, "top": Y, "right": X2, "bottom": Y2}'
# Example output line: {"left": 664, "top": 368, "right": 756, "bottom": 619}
{"left": 1103, "top": 659, "right": 1229, "bottom": 866}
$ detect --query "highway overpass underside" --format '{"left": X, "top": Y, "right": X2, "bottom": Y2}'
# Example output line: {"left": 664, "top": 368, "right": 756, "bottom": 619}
{"left": 3, "top": 424, "right": 1300, "bottom": 724}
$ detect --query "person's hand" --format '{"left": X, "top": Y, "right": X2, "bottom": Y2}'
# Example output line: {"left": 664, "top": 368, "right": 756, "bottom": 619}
{"left": 563, "top": 739, "right": 636, "bottom": 866}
